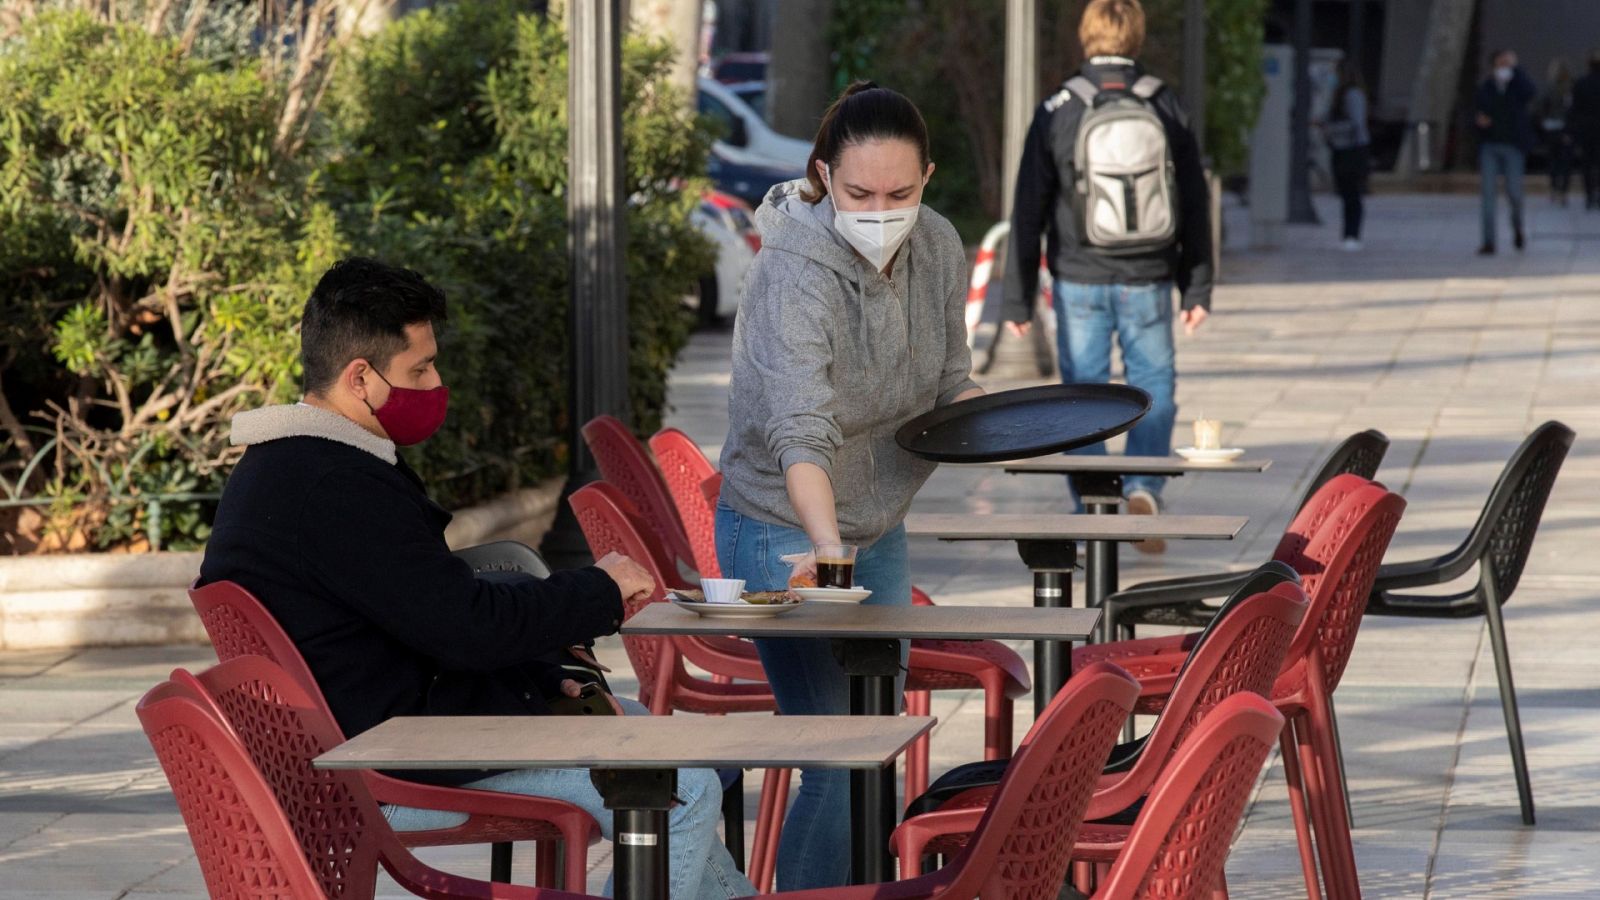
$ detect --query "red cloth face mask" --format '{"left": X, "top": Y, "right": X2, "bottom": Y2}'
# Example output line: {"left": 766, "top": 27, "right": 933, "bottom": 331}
{"left": 364, "top": 368, "right": 449, "bottom": 446}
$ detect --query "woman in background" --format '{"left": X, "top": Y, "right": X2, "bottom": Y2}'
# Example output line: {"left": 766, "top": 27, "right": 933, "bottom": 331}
{"left": 1324, "top": 61, "right": 1372, "bottom": 251}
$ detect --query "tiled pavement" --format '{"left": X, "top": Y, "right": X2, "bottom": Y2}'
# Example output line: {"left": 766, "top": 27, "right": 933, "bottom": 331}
{"left": 3, "top": 193, "right": 1598, "bottom": 896}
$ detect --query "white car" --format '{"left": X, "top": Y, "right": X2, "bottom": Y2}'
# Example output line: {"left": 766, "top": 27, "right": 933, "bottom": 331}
{"left": 697, "top": 77, "right": 812, "bottom": 171}
{"left": 688, "top": 189, "right": 761, "bottom": 324}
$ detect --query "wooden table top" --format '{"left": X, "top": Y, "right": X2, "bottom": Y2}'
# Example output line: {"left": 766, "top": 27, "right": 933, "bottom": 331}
{"left": 624, "top": 600, "right": 1101, "bottom": 642}
{"left": 987, "top": 455, "right": 1273, "bottom": 476}
{"left": 316, "top": 715, "right": 935, "bottom": 771}
{"left": 905, "top": 512, "right": 1247, "bottom": 542}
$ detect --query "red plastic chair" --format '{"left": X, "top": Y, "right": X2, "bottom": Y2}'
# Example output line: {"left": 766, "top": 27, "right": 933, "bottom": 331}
{"left": 137, "top": 656, "right": 593, "bottom": 900}
{"left": 649, "top": 426, "right": 1033, "bottom": 795}
{"left": 1092, "top": 693, "right": 1287, "bottom": 899}
{"left": 1076, "top": 477, "right": 1406, "bottom": 900}
{"left": 583, "top": 415, "right": 698, "bottom": 574}
{"left": 188, "top": 581, "right": 598, "bottom": 890}
{"left": 893, "top": 578, "right": 1308, "bottom": 877}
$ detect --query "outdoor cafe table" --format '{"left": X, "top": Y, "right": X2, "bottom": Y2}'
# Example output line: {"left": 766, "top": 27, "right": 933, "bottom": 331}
{"left": 315, "top": 714, "right": 932, "bottom": 900}
{"left": 904, "top": 512, "right": 1246, "bottom": 715}
{"left": 986, "top": 455, "right": 1272, "bottom": 617}
{"left": 622, "top": 600, "right": 1101, "bottom": 886}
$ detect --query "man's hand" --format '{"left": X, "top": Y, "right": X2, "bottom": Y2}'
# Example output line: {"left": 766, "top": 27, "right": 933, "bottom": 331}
{"left": 595, "top": 551, "right": 654, "bottom": 603}
{"left": 1179, "top": 306, "right": 1209, "bottom": 336}
{"left": 1006, "top": 321, "right": 1032, "bottom": 338}
{"left": 1476, "top": 112, "right": 1492, "bottom": 129}
{"left": 557, "top": 679, "right": 624, "bottom": 715}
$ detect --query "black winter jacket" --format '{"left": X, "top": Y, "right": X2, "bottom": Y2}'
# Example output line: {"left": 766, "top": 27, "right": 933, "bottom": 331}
{"left": 1002, "top": 58, "right": 1213, "bottom": 321}
{"left": 198, "top": 404, "right": 624, "bottom": 779}
{"left": 1475, "top": 68, "right": 1538, "bottom": 151}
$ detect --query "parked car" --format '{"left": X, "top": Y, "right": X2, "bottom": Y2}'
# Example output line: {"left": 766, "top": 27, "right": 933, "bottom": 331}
{"left": 709, "top": 51, "right": 767, "bottom": 85}
{"left": 688, "top": 189, "right": 761, "bottom": 324}
{"left": 698, "top": 77, "right": 811, "bottom": 171}
{"left": 726, "top": 80, "right": 766, "bottom": 121}
{"left": 706, "top": 144, "right": 803, "bottom": 210}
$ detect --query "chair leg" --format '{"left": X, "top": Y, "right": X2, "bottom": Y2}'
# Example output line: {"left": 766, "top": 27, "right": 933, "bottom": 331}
{"left": 1327, "top": 699, "right": 1355, "bottom": 827}
{"left": 723, "top": 770, "right": 746, "bottom": 872}
{"left": 983, "top": 688, "right": 1012, "bottom": 760}
{"left": 534, "top": 840, "right": 562, "bottom": 889}
{"left": 905, "top": 690, "right": 931, "bottom": 803}
{"left": 1306, "top": 698, "right": 1362, "bottom": 900}
{"left": 491, "top": 841, "right": 513, "bottom": 883}
{"left": 750, "top": 768, "right": 790, "bottom": 893}
{"left": 1482, "top": 595, "right": 1536, "bottom": 826}
{"left": 1279, "top": 724, "right": 1325, "bottom": 900}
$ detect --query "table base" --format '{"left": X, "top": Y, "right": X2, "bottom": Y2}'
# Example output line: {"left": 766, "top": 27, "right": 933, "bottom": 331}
{"left": 832, "top": 638, "right": 902, "bottom": 885}
{"left": 593, "top": 768, "right": 677, "bottom": 900}
{"left": 1016, "top": 540, "right": 1077, "bottom": 717}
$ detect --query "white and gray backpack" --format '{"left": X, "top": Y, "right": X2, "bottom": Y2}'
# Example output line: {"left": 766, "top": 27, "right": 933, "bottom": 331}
{"left": 1065, "top": 74, "right": 1178, "bottom": 255}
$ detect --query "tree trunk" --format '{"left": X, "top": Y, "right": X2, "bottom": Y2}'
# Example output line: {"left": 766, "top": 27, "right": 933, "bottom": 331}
{"left": 1397, "top": 0, "right": 1476, "bottom": 177}
{"left": 768, "top": 0, "right": 833, "bottom": 139}
{"left": 631, "top": 0, "right": 704, "bottom": 106}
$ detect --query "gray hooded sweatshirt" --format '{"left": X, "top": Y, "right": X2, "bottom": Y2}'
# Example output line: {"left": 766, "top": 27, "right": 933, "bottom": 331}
{"left": 719, "top": 180, "right": 979, "bottom": 544}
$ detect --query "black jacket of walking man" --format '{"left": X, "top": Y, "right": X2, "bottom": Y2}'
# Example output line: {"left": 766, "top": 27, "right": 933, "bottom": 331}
{"left": 199, "top": 258, "right": 655, "bottom": 751}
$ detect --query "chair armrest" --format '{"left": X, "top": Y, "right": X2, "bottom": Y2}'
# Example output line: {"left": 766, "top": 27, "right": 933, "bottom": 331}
{"left": 890, "top": 805, "right": 987, "bottom": 863}
{"left": 1105, "top": 570, "right": 1255, "bottom": 611}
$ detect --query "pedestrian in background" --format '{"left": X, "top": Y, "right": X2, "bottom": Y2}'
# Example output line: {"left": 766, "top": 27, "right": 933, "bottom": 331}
{"left": 1323, "top": 61, "right": 1372, "bottom": 250}
{"left": 1474, "top": 49, "right": 1537, "bottom": 254}
{"left": 1002, "top": 0, "right": 1212, "bottom": 550}
{"left": 1571, "top": 50, "right": 1600, "bottom": 210}
{"left": 1537, "top": 58, "right": 1575, "bottom": 206}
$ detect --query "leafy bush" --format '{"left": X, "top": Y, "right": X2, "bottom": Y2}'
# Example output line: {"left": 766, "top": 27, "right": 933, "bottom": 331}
{"left": 0, "top": 2, "right": 712, "bottom": 550}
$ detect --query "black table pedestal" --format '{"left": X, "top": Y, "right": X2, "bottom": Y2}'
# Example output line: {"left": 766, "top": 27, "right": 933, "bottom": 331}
{"left": 1016, "top": 540, "right": 1078, "bottom": 716}
{"left": 832, "top": 638, "right": 904, "bottom": 885}
{"left": 1071, "top": 472, "right": 1124, "bottom": 644}
{"left": 593, "top": 768, "right": 677, "bottom": 900}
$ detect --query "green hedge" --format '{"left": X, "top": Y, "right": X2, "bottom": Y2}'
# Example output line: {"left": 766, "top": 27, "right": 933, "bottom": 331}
{"left": 0, "top": 3, "right": 712, "bottom": 550}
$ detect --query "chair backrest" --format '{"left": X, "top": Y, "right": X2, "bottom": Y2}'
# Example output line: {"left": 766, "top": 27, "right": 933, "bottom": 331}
{"left": 930, "top": 663, "right": 1140, "bottom": 900}
{"left": 188, "top": 580, "right": 337, "bottom": 719}
{"left": 648, "top": 427, "right": 722, "bottom": 577}
{"left": 569, "top": 482, "right": 685, "bottom": 712}
{"left": 1459, "top": 420, "right": 1574, "bottom": 602}
{"left": 582, "top": 415, "right": 697, "bottom": 572}
{"left": 137, "top": 665, "right": 369, "bottom": 900}
{"left": 1293, "top": 429, "right": 1390, "bottom": 513}
{"left": 1277, "top": 480, "right": 1407, "bottom": 693}
{"left": 453, "top": 540, "right": 553, "bottom": 578}
{"left": 1167, "top": 561, "right": 1300, "bottom": 685}
{"left": 1094, "top": 693, "right": 1286, "bottom": 900}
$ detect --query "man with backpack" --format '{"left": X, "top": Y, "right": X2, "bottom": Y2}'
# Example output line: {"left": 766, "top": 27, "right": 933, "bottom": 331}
{"left": 1001, "top": 0, "right": 1212, "bottom": 551}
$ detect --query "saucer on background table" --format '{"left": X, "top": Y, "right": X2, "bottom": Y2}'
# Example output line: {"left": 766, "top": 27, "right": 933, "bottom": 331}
{"left": 1175, "top": 447, "right": 1246, "bottom": 464}
{"left": 790, "top": 587, "right": 873, "bottom": 604}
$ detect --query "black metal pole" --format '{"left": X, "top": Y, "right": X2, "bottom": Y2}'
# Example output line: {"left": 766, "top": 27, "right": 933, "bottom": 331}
{"left": 1288, "top": 0, "right": 1321, "bottom": 224}
{"left": 544, "top": 0, "right": 632, "bottom": 567}
{"left": 1016, "top": 540, "right": 1077, "bottom": 717}
{"left": 835, "top": 639, "right": 903, "bottom": 885}
{"left": 1183, "top": 0, "right": 1207, "bottom": 157}
{"left": 1348, "top": 0, "right": 1366, "bottom": 77}
{"left": 593, "top": 769, "right": 677, "bottom": 900}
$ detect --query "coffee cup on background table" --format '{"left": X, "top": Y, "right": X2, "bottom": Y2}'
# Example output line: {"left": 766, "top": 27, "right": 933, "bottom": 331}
{"left": 1192, "top": 418, "right": 1223, "bottom": 451}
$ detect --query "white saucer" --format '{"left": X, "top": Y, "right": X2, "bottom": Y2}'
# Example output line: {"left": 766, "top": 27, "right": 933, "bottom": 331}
{"left": 1175, "top": 447, "right": 1245, "bottom": 464}
{"left": 669, "top": 597, "right": 802, "bottom": 618}
{"left": 791, "top": 587, "right": 873, "bottom": 604}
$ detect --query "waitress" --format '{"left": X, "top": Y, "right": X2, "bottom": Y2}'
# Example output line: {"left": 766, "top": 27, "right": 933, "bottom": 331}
{"left": 714, "top": 82, "right": 983, "bottom": 890}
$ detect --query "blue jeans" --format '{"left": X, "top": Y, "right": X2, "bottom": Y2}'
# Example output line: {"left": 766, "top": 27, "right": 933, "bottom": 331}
{"left": 714, "top": 503, "right": 910, "bottom": 890}
{"left": 1052, "top": 280, "right": 1178, "bottom": 501}
{"left": 1479, "top": 142, "right": 1526, "bottom": 247}
{"left": 382, "top": 696, "right": 753, "bottom": 900}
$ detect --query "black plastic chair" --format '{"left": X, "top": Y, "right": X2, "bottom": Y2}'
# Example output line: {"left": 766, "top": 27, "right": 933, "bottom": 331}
{"left": 1103, "top": 429, "right": 1390, "bottom": 640}
{"left": 1367, "top": 421, "right": 1574, "bottom": 826}
{"left": 454, "top": 539, "right": 553, "bottom": 577}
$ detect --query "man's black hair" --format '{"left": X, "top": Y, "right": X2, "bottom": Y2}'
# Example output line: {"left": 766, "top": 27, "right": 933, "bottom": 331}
{"left": 300, "top": 257, "right": 447, "bottom": 395}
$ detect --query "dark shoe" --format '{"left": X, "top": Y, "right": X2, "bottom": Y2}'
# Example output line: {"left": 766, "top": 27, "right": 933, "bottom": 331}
{"left": 1126, "top": 489, "right": 1166, "bottom": 555}
{"left": 1514, "top": 229, "right": 1525, "bottom": 250}
{"left": 1478, "top": 244, "right": 1496, "bottom": 256}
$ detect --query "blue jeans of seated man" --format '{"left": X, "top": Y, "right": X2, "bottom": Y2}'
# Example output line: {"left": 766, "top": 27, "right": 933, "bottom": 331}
{"left": 382, "top": 696, "right": 753, "bottom": 900}
{"left": 1479, "top": 142, "right": 1526, "bottom": 248}
{"left": 1052, "top": 280, "right": 1178, "bottom": 505}
{"left": 714, "top": 503, "right": 911, "bottom": 890}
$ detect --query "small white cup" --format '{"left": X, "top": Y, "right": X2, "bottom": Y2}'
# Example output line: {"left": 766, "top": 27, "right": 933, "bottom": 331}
{"left": 700, "top": 578, "right": 746, "bottom": 604}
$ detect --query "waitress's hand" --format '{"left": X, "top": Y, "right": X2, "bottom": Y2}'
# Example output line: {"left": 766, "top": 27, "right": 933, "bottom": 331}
{"left": 780, "top": 551, "right": 818, "bottom": 588}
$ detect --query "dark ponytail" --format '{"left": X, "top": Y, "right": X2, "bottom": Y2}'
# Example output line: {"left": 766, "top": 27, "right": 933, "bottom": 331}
{"left": 800, "top": 81, "right": 931, "bottom": 204}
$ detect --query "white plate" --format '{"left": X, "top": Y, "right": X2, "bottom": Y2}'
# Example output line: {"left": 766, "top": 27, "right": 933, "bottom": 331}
{"left": 668, "top": 598, "right": 802, "bottom": 618}
{"left": 1175, "top": 447, "right": 1246, "bottom": 464}
{"left": 791, "top": 587, "right": 873, "bottom": 604}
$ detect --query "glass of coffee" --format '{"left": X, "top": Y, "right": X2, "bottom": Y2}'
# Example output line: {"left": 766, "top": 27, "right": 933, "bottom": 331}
{"left": 814, "top": 543, "right": 859, "bottom": 589}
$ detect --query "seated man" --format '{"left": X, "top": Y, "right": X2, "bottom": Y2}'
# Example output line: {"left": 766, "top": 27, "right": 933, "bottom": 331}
{"left": 200, "top": 257, "right": 753, "bottom": 899}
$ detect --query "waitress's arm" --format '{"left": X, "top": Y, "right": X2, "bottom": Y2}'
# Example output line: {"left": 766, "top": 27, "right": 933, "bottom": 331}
{"left": 785, "top": 462, "right": 842, "bottom": 546}
{"left": 953, "top": 386, "right": 986, "bottom": 403}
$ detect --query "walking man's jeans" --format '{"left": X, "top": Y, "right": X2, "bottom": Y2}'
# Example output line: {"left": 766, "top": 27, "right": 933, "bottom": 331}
{"left": 1051, "top": 280, "right": 1178, "bottom": 501}
{"left": 1479, "top": 142, "right": 1527, "bottom": 248}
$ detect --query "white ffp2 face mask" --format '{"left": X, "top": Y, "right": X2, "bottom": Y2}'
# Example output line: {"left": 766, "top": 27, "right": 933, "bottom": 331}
{"left": 825, "top": 165, "right": 921, "bottom": 271}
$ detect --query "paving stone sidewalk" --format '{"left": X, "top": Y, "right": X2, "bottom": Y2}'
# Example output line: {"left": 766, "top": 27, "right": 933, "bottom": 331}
{"left": 3, "top": 193, "right": 1598, "bottom": 897}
